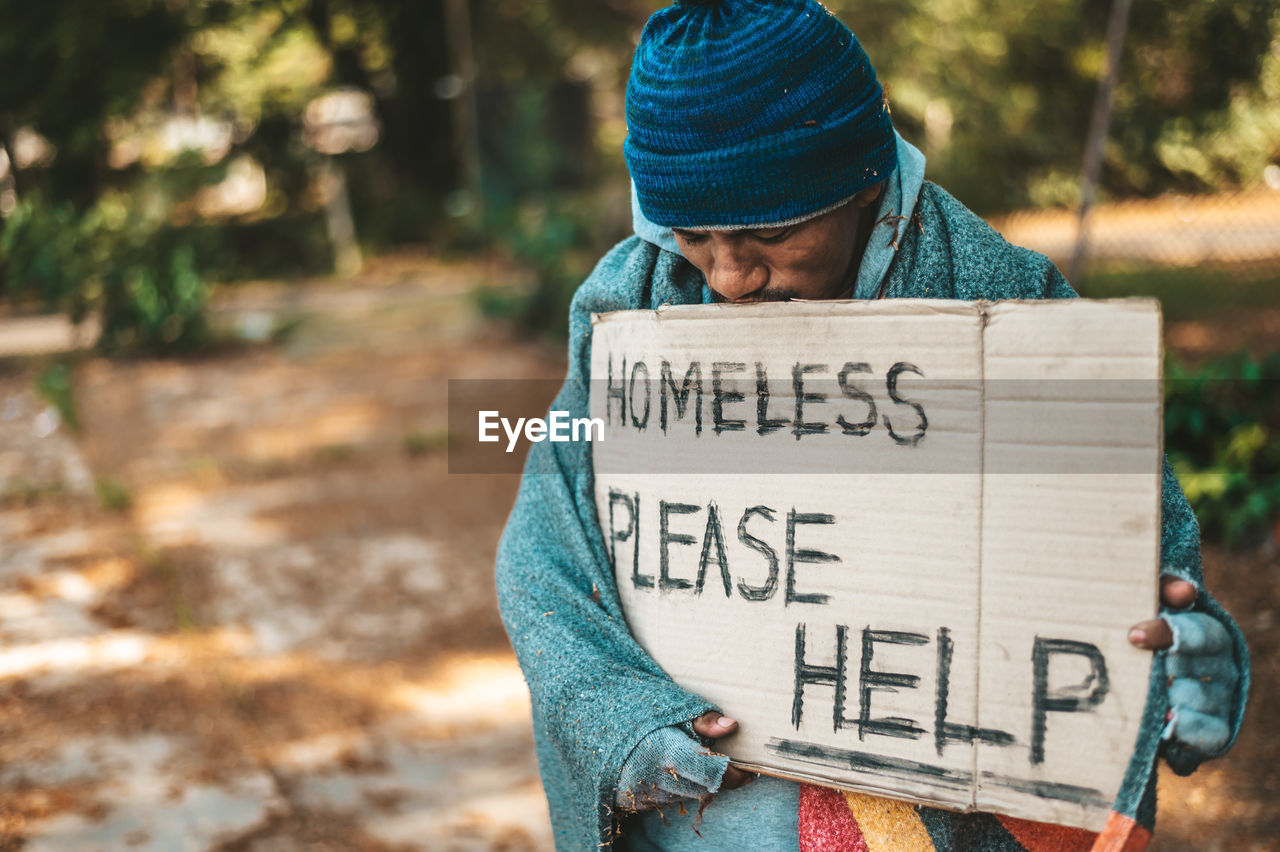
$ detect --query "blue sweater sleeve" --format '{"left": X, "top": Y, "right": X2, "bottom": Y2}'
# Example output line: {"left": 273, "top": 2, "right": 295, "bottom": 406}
{"left": 496, "top": 237, "right": 717, "bottom": 850}
{"left": 1154, "top": 460, "right": 1250, "bottom": 775}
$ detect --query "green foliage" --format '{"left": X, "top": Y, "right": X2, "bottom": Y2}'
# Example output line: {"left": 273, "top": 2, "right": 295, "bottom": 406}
{"left": 315, "top": 443, "right": 356, "bottom": 464}
{"left": 103, "top": 241, "right": 208, "bottom": 355}
{"left": 479, "top": 191, "right": 620, "bottom": 337}
{"left": 1121, "top": 0, "right": 1280, "bottom": 192}
{"left": 0, "top": 200, "right": 92, "bottom": 321}
{"left": 1, "top": 194, "right": 209, "bottom": 354}
{"left": 472, "top": 0, "right": 640, "bottom": 85}
{"left": 95, "top": 476, "right": 134, "bottom": 512}
{"left": 0, "top": 0, "right": 186, "bottom": 205}
{"left": 1079, "top": 265, "right": 1280, "bottom": 322}
{"left": 34, "top": 362, "right": 80, "bottom": 434}
{"left": 402, "top": 428, "right": 449, "bottom": 457}
{"left": 469, "top": 0, "right": 1280, "bottom": 335}
{"left": 2, "top": 0, "right": 1276, "bottom": 347}
{"left": 140, "top": 548, "right": 198, "bottom": 631}
{"left": 1, "top": 478, "right": 69, "bottom": 507}
{"left": 826, "top": 0, "right": 1280, "bottom": 212}
{"left": 1165, "top": 351, "right": 1280, "bottom": 549}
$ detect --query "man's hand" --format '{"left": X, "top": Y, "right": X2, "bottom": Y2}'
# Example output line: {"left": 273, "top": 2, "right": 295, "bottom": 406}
{"left": 614, "top": 712, "right": 755, "bottom": 812}
{"left": 1127, "top": 575, "right": 1198, "bottom": 650}
{"left": 691, "top": 712, "right": 754, "bottom": 790}
{"left": 1127, "top": 574, "right": 1239, "bottom": 768}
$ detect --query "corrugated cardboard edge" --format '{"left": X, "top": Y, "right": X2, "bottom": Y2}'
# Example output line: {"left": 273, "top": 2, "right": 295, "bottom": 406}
{"left": 590, "top": 297, "right": 1162, "bottom": 326}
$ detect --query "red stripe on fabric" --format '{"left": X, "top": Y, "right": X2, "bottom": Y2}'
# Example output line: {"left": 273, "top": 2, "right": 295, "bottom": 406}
{"left": 1089, "top": 812, "right": 1153, "bottom": 852}
{"left": 799, "top": 784, "right": 869, "bottom": 852}
{"left": 997, "top": 814, "right": 1097, "bottom": 852}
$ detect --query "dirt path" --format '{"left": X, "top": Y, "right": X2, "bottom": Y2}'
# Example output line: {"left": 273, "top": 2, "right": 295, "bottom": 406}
{"left": 0, "top": 264, "right": 564, "bottom": 850}
{"left": 991, "top": 187, "right": 1280, "bottom": 268}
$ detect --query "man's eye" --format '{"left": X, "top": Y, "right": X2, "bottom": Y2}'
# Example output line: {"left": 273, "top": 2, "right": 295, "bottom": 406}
{"left": 751, "top": 227, "right": 792, "bottom": 243}
{"left": 673, "top": 229, "right": 708, "bottom": 244}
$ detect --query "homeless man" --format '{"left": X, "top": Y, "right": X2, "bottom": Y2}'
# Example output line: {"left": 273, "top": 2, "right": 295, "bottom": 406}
{"left": 495, "top": 1, "right": 1249, "bottom": 849}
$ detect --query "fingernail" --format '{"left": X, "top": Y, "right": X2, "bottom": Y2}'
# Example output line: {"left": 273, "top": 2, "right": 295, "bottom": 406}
{"left": 716, "top": 716, "right": 737, "bottom": 729}
{"left": 1129, "top": 628, "right": 1145, "bottom": 644}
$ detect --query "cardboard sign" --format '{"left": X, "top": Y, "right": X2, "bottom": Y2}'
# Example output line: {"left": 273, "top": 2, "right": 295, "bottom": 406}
{"left": 589, "top": 299, "right": 1160, "bottom": 830}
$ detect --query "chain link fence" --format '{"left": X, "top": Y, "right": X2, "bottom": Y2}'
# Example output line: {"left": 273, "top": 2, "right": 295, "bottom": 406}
{"left": 991, "top": 179, "right": 1280, "bottom": 299}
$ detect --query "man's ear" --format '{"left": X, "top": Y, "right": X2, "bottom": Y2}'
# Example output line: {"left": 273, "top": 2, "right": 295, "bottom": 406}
{"left": 852, "top": 181, "right": 886, "bottom": 208}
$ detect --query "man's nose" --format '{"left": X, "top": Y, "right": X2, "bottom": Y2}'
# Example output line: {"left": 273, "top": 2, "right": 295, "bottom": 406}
{"left": 707, "top": 243, "right": 767, "bottom": 302}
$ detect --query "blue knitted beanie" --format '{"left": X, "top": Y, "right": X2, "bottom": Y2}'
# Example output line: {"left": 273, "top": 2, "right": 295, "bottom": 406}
{"left": 625, "top": 0, "right": 897, "bottom": 229}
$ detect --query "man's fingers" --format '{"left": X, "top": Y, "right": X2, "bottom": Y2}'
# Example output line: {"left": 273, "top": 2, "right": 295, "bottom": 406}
{"left": 720, "top": 765, "right": 755, "bottom": 790}
{"left": 687, "top": 714, "right": 755, "bottom": 792}
{"left": 1160, "top": 576, "right": 1198, "bottom": 610}
{"left": 692, "top": 711, "right": 739, "bottom": 739}
{"left": 1129, "top": 617, "right": 1174, "bottom": 650}
{"left": 1130, "top": 579, "right": 1197, "bottom": 650}
{"left": 686, "top": 711, "right": 752, "bottom": 793}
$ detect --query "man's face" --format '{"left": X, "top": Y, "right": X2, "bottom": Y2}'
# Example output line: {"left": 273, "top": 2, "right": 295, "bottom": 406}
{"left": 672, "top": 183, "right": 884, "bottom": 303}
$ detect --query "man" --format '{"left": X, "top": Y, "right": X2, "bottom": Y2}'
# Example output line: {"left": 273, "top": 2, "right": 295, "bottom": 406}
{"left": 496, "top": 1, "right": 1249, "bottom": 849}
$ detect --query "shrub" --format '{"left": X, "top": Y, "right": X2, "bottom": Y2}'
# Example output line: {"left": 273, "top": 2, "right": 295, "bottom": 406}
{"left": 0, "top": 194, "right": 209, "bottom": 354}
{"left": 1165, "top": 351, "right": 1280, "bottom": 549}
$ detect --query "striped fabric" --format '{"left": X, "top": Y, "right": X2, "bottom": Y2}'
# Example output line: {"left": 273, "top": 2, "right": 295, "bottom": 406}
{"left": 797, "top": 784, "right": 1151, "bottom": 852}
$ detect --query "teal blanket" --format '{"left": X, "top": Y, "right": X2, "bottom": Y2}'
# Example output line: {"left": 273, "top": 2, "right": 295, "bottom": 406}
{"left": 495, "top": 181, "right": 1249, "bottom": 850}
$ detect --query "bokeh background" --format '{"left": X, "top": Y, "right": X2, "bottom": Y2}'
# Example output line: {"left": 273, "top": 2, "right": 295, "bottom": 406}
{"left": 0, "top": 1, "right": 1277, "bottom": 849}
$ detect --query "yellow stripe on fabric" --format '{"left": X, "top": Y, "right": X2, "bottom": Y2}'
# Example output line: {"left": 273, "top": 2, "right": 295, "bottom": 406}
{"left": 841, "top": 791, "right": 937, "bottom": 852}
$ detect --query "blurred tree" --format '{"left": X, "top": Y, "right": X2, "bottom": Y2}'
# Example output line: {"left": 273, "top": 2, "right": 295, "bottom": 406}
{"left": 1121, "top": 0, "right": 1280, "bottom": 192}
{"left": 826, "top": 0, "right": 1280, "bottom": 211}
{"left": 0, "top": 0, "right": 187, "bottom": 205}
{"left": 297, "top": 1, "right": 456, "bottom": 201}
{"left": 3, "top": 0, "right": 1275, "bottom": 220}
{"left": 2, "top": 0, "right": 1276, "bottom": 345}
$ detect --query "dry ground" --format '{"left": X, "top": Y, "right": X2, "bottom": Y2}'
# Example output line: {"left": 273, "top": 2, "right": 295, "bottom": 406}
{"left": 0, "top": 258, "right": 564, "bottom": 850}
{"left": 991, "top": 186, "right": 1280, "bottom": 268}
{"left": 0, "top": 257, "right": 1275, "bottom": 850}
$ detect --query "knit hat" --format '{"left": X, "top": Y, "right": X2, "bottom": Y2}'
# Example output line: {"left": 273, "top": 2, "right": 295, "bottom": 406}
{"left": 624, "top": 0, "right": 897, "bottom": 230}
